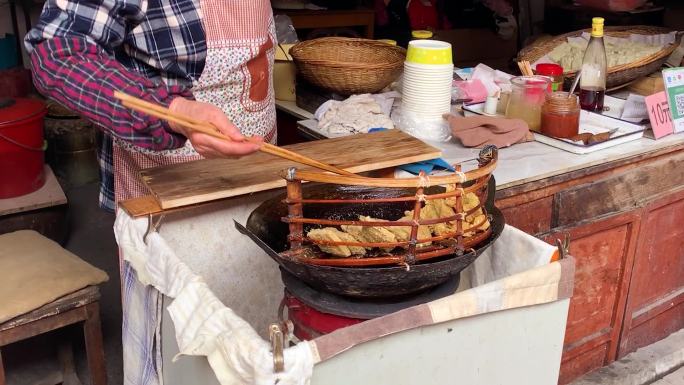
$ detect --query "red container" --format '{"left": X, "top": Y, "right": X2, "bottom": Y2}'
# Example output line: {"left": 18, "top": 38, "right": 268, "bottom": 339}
{"left": 0, "top": 98, "right": 47, "bottom": 198}
{"left": 535, "top": 63, "right": 564, "bottom": 92}
{"left": 284, "top": 293, "right": 364, "bottom": 340}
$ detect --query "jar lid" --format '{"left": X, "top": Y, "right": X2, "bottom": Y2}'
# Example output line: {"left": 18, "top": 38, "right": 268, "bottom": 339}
{"left": 535, "top": 63, "right": 563, "bottom": 76}
{"left": 0, "top": 98, "right": 47, "bottom": 127}
{"left": 412, "top": 30, "right": 433, "bottom": 39}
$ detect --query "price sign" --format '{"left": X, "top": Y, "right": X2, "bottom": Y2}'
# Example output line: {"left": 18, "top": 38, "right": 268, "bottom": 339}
{"left": 645, "top": 91, "right": 674, "bottom": 139}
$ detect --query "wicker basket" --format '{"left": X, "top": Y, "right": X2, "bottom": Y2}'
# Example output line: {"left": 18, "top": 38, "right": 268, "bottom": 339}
{"left": 290, "top": 37, "right": 406, "bottom": 95}
{"left": 279, "top": 146, "right": 498, "bottom": 268}
{"left": 518, "top": 26, "right": 680, "bottom": 88}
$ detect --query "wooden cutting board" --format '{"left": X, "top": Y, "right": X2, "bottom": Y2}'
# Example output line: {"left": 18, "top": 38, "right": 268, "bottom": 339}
{"left": 139, "top": 130, "right": 441, "bottom": 210}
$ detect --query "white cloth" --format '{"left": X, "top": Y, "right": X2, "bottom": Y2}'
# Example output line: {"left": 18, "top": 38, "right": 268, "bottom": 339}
{"left": 114, "top": 213, "right": 315, "bottom": 385}
{"left": 315, "top": 93, "right": 398, "bottom": 135}
{"left": 462, "top": 225, "right": 557, "bottom": 288}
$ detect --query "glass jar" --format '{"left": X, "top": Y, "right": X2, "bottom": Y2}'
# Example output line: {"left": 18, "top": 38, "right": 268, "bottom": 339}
{"left": 541, "top": 92, "right": 580, "bottom": 139}
{"left": 505, "top": 75, "right": 550, "bottom": 132}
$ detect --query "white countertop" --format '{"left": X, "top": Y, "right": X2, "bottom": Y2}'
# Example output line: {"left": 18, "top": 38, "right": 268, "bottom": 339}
{"left": 275, "top": 99, "right": 314, "bottom": 120}
{"left": 425, "top": 133, "right": 684, "bottom": 190}
{"left": 295, "top": 119, "right": 684, "bottom": 190}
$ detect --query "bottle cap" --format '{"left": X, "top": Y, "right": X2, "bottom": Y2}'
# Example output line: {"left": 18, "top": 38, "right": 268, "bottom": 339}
{"left": 535, "top": 63, "right": 563, "bottom": 77}
{"left": 412, "top": 30, "right": 433, "bottom": 39}
{"left": 591, "top": 17, "right": 604, "bottom": 37}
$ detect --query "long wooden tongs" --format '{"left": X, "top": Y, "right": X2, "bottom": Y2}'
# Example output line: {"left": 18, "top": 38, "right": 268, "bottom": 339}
{"left": 113, "top": 91, "right": 357, "bottom": 176}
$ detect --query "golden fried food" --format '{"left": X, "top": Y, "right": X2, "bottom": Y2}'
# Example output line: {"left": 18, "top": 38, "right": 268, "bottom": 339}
{"left": 342, "top": 221, "right": 397, "bottom": 252}
{"left": 309, "top": 189, "right": 489, "bottom": 256}
{"left": 307, "top": 228, "right": 366, "bottom": 257}
{"left": 360, "top": 215, "right": 432, "bottom": 247}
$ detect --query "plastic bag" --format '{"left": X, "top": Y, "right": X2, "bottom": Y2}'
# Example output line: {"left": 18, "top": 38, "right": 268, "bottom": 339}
{"left": 275, "top": 14, "right": 299, "bottom": 44}
{"left": 392, "top": 108, "right": 452, "bottom": 142}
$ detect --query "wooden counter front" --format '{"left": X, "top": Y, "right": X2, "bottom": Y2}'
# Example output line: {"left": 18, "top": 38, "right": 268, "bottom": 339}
{"left": 495, "top": 142, "right": 684, "bottom": 383}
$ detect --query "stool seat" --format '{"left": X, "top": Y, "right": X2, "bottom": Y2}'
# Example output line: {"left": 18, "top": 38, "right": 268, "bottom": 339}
{"left": 0, "top": 286, "right": 99, "bottom": 336}
{"left": 0, "top": 231, "right": 108, "bottom": 385}
{"left": 0, "top": 230, "right": 108, "bottom": 324}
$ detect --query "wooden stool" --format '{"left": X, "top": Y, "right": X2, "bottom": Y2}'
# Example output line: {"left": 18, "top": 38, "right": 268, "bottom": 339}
{"left": 0, "top": 286, "right": 106, "bottom": 385}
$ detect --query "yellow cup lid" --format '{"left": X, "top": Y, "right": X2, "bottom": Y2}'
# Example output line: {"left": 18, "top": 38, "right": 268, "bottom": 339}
{"left": 412, "top": 30, "right": 433, "bottom": 39}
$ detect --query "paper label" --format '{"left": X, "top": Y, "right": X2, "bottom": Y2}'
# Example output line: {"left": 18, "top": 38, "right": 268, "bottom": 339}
{"left": 662, "top": 68, "right": 684, "bottom": 133}
{"left": 645, "top": 91, "right": 674, "bottom": 139}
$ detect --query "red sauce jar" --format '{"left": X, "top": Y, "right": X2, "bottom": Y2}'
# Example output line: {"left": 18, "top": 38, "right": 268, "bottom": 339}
{"left": 541, "top": 92, "right": 580, "bottom": 139}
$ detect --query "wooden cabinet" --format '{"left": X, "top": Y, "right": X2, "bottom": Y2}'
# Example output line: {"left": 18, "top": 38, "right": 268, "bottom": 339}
{"left": 495, "top": 144, "right": 684, "bottom": 383}
{"left": 618, "top": 189, "right": 684, "bottom": 358}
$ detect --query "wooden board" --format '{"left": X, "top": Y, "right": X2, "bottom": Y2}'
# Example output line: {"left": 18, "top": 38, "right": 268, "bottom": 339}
{"left": 140, "top": 130, "right": 441, "bottom": 210}
{"left": 0, "top": 166, "right": 67, "bottom": 217}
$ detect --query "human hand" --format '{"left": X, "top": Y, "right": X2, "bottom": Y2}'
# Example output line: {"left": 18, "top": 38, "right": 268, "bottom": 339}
{"left": 167, "top": 97, "right": 262, "bottom": 158}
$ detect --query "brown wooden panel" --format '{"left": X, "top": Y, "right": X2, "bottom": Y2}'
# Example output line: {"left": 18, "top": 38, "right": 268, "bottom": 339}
{"left": 620, "top": 303, "right": 684, "bottom": 356}
{"left": 499, "top": 196, "right": 553, "bottom": 235}
{"left": 554, "top": 153, "right": 684, "bottom": 227}
{"left": 560, "top": 224, "right": 629, "bottom": 343}
{"left": 627, "top": 195, "right": 684, "bottom": 309}
{"left": 559, "top": 343, "right": 608, "bottom": 385}
{"left": 619, "top": 189, "right": 684, "bottom": 357}
{"left": 140, "top": 130, "right": 441, "bottom": 209}
{"left": 543, "top": 212, "right": 640, "bottom": 383}
{"left": 496, "top": 143, "right": 684, "bottom": 201}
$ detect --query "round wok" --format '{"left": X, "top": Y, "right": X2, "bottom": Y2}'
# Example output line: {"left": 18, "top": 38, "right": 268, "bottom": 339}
{"left": 245, "top": 180, "right": 504, "bottom": 299}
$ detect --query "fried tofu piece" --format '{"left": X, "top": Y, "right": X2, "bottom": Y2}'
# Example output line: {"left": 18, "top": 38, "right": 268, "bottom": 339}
{"left": 397, "top": 214, "right": 432, "bottom": 246}
{"left": 357, "top": 215, "right": 432, "bottom": 249}
{"left": 357, "top": 216, "right": 398, "bottom": 251}
{"left": 307, "top": 228, "right": 366, "bottom": 257}
{"left": 342, "top": 221, "right": 397, "bottom": 252}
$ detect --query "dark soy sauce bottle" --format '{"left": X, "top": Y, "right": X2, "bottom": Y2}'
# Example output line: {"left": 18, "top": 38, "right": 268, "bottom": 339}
{"left": 579, "top": 17, "right": 607, "bottom": 112}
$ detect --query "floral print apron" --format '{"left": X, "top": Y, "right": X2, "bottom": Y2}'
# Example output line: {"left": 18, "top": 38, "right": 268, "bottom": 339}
{"left": 114, "top": 0, "right": 277, "bottom": 203}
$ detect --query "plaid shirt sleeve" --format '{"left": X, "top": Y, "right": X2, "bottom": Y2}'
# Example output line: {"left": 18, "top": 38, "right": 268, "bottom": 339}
{"left": 25, "top": 0, "right": 191, "bottom": 150}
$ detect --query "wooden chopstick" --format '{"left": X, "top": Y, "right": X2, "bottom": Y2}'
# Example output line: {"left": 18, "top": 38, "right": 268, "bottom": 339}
{"left": 113, "top": 91, "right": 358, "bottom": 177}
{"left": 517, "top": 60, "right": 534, "bottom": 76}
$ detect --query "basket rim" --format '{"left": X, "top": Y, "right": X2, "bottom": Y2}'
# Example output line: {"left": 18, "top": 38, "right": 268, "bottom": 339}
{"left": 292, "top": 58, "right": 405, "bottom": 70}
{"left": 518, "top": 25, "right": 681, "bottom": 75}
{"left": 290, "top": 37, "right": 407, "bottom": 65}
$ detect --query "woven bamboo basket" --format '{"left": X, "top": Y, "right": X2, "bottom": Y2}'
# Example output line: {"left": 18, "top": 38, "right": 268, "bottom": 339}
{"left": 518, "top": 26, "right": 680, "bottom": 88}
{"left": 290, "top": 37, "right": 406, "bottom": 95}
{"left": 279, "top": 147, "right": 498, "bottom": 268}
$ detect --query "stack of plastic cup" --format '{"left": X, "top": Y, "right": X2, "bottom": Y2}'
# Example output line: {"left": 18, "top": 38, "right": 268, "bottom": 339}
{"left": 402, "top": 40, "right": 454, "bottom": 120}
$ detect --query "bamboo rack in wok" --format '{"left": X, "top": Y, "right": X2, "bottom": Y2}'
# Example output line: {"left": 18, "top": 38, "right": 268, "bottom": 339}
{"left": 279, "top": 147, "right": 498, "bottom": 268}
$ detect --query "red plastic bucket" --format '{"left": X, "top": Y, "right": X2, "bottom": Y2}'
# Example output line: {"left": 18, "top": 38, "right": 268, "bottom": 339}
{"left": 0, "top": 98, "right": 47, "bottom": 198}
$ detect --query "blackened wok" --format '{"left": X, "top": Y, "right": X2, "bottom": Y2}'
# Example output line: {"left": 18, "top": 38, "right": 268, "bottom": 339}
{"left": 240, "top": 179, "right": 504, "bottom": 299}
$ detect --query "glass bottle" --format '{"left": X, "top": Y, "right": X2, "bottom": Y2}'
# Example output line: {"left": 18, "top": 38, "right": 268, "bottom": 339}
{"left": 579, "top": 17, "right": 607, "bottom": 112}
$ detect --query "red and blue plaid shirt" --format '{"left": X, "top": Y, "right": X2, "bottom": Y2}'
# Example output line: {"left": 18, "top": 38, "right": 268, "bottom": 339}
{"left": 25, "top": 0, "right": 207, "bottom": 211}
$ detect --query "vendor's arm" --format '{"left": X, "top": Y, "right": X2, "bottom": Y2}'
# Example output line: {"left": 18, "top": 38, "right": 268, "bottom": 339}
{"left": 25, "top": 0, "right": 260, "bottom": 156}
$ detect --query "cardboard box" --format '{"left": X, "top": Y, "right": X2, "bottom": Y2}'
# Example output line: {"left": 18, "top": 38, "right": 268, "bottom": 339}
{"left": 274, "top": 43, "right": 296, "bottom": 102}
{"left": 627, "top": 72, "right": 665, "bottom": 97}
